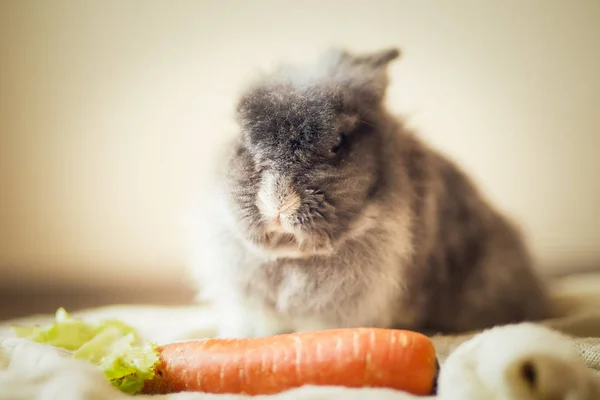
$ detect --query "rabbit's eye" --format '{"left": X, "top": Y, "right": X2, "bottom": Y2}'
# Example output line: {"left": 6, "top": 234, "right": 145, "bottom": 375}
{"left": 330, "top": 134, "right": 346, "bottom": 154}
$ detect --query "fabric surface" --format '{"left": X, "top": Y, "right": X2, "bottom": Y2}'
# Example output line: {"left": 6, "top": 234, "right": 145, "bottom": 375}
{"left": 577, "top": 338, "right": 600, "bottom": 375}
{"left": 1, "top": 272, "right": 600, "bottom": 399}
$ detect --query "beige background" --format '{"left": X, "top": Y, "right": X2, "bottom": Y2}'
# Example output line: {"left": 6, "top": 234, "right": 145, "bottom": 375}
{"left": 1, "top": 0, "right": 599, "bottom": 296}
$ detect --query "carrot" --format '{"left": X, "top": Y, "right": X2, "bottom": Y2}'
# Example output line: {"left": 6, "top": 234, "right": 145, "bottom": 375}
{"left": 142, "top": 328, "right": 439, "bottom": 396}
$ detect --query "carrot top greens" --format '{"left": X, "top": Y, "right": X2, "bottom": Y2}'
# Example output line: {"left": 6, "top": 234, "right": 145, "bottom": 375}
{"left": 12, "top": 308, "right": 160, "bottom": 394}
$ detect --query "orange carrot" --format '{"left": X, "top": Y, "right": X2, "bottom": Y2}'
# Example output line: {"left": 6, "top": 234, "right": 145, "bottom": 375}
{"left": 142, "top": 328, "right": 438, "bottom": 396}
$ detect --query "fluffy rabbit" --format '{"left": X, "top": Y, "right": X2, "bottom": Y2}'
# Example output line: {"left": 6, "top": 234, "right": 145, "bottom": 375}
{"left": 188, "top": 47, "right": 553, "bottom": 338}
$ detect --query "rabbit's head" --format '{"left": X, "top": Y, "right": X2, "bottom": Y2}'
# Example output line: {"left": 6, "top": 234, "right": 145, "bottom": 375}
{"left": 227, "top": 47, "right": 401, "bottom": 257}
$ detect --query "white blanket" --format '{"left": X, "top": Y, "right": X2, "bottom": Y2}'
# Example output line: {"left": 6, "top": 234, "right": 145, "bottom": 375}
{"left": 2, "top": 273, "right": 600, "bottom": 400}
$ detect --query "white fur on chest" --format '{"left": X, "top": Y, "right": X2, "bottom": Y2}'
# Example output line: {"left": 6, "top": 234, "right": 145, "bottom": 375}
{"left": 187, "top": 194, "right": 416, "bottom": 338}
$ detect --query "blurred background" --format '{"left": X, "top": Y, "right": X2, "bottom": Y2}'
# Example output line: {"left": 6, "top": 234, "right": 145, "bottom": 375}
{"left": 1, "top": 0, "right": 599, "bottom": 319}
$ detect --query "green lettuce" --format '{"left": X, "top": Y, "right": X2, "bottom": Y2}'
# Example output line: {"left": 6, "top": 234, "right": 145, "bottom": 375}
{"left": 13, "top": 308, "right": 159, "bottom": 394}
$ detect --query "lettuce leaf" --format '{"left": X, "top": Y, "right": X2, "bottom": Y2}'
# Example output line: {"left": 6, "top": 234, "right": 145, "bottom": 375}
{"left": 13, "top": 308, "right": 159, "bottom": 394}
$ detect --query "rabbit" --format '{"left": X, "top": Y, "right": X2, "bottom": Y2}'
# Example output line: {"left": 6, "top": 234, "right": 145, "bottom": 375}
{"left": 187, "top": 47, "right": 554, "bottom": 338}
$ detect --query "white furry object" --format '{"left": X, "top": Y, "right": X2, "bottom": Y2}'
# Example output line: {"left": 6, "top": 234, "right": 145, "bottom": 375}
{"left": 439, "top": 323, "right": 600, "bottom": 400}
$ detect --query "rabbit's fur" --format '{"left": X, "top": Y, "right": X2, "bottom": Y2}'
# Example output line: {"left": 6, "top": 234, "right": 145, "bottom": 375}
{"left": 189, "top": 47, "right": 553, "bottom": 337}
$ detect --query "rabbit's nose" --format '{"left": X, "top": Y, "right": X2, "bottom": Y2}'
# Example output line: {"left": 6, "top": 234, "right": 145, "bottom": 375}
{"left": 256, "top": 170, "right": 301, "bottom": 221}
{"left": 506, "top": 354, "right": 600, "bottom": 400}
{"left": 277, "top": 198, "right": 300, "bottom": 216}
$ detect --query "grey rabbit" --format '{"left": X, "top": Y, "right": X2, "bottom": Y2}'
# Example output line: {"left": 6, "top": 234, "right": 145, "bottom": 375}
{"left": 188, "top": 47, "right": 553, "bottom": 338}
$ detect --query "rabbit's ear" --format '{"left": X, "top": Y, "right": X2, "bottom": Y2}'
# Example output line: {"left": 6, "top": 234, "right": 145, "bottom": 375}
{"left": 353, "top": 48, "right": 401, "bottom": 68}
{"left": 323, "top": 47, "right": 400, "bottom": 71}
{"left": 323, "top": 47, "right": 401, "bottom": 109}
